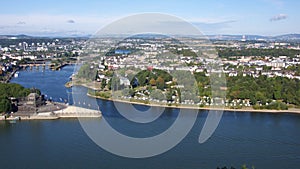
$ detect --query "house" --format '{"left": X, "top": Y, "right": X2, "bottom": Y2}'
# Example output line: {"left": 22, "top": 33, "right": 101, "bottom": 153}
{"left": 120, "top": 77, "right": 130, "bottom": 86}
{"left": 267, "top": 59, "right": 285, "bottom": 68}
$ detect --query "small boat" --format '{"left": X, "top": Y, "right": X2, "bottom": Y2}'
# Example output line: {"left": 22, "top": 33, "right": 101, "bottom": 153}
{"left": 14, "top": 116, "right": 21, "bottom": 120}
{"left": 8, "top": 116, "right": 21, "bottom": 123}
{"left": 14, "top": 71, "right": 19, "bottom": 78}
{"left": 69, "top": 73, "right": 75, "bottom": 80}
{"left": 9, "top": 120, "right": 16, "bottom": 124}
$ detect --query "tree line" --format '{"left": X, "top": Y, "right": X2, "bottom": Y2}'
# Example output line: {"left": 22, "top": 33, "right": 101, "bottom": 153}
{"left": 225, "top": 75, "right": 300, "bottom": 108}
{"left": 218, "top": 48, "right": 300, "bottom": 58}
{"left": 132, "top": 69, "right": 300, "bottom": 108}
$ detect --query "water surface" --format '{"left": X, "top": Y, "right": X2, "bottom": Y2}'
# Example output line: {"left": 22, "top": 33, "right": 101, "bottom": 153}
{"left": 3, "top": 65, "right": 299, "bottom": 169}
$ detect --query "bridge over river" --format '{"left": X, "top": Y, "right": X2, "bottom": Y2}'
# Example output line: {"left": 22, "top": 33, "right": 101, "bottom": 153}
{"left": 19, "top": 61, "right": 72, "bottom": 71}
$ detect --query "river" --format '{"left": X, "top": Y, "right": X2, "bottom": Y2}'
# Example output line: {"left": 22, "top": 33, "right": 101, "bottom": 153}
{"left": 1, "top": 65, "right": 299, "bottom": 169}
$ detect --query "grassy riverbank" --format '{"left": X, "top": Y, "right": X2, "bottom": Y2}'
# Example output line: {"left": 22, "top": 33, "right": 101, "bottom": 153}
{"left": 86, "top": 92, "right": 300, "bottom": 114}
{"left": 65, "top": 78, "right": 300, "bottom": 114}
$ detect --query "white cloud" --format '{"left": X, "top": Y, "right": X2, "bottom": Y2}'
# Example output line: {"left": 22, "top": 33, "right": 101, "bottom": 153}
{"left": 0, "top": 14, "right": 240, "bottom": 36}
{"left": 270, "top": 14, "right": 288, "bottom": 21}
{"left": 67, "top": 19, "right": 75, "bottom": 24}
{"left": 0, "top": 14, "right": 115, "bottom": 36}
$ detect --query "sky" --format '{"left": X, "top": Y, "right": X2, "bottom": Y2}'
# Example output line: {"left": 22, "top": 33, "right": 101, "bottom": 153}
{"left": 0, "top": 0, "right": 299, "bottom": 36}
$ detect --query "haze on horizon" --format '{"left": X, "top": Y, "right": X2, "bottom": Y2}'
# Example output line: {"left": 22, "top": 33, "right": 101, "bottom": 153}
{"left": 0, "top": 0, "right": 299, "bottom": 37}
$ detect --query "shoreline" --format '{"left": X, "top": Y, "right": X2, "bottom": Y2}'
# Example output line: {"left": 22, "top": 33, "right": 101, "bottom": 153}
{"left": 86, "top": 93, "right": 300, "bottom": 114}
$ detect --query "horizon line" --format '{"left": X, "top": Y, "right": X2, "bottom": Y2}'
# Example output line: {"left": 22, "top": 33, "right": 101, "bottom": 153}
{"left": 1, "top": 33, "right": 300, "bottom": 38}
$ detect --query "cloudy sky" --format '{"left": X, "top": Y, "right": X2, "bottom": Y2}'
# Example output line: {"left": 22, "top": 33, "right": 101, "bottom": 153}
{"left": 0, "top": 0, "right": 299, "bottom": 36}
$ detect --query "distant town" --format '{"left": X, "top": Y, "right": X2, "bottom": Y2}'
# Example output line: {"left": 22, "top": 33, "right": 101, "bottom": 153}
{"left": 1, "top": 34, "right": 300, "bottom": 112}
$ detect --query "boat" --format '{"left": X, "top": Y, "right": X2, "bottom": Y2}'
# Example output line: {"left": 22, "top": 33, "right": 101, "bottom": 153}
{"left": 9, "top": 120, "right": 16, "bottom": 124}
{"left": 14, "top": 116, "right": 21, "bottom": 120}
{"left": 14, "top": 71, "right": 19, "bottom": 78}
{"left": 69, "top": 73, "right": 75, "bottom": 80}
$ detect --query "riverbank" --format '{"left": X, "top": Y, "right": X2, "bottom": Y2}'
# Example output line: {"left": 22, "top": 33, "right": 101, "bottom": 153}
{"left": 2, "top": 68, "right": 18, "bottom": 83}
{"left": 87, "top": 93, "right": 300, "bottom": 114}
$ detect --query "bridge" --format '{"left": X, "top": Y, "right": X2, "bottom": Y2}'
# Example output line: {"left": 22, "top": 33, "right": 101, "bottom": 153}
{"left": 19, "top": 61, "right": 48, "bottom": 69}
{"left": 19, "top": 62, "right": 73, "bottom": 70}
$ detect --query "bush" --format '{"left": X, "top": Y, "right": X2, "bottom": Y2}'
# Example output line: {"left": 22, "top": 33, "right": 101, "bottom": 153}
{"left": 265, "top": 101, "right": 288, "bottom": 110}
{"left": 97, "top": 92, "right": 111, "bottom": 99}
{"left": 252, "top": 105, "right": 261, "bottom": 110}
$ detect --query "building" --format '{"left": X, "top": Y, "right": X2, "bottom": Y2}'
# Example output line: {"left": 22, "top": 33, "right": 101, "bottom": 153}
{"left": 267, "top": 59, "right": 285, "bottom": 68}
{"left": 26, "top": 93, "right": 46, "bottom": 107}
{"left": 120, "top": 77, "right": 130, "bottom": 86}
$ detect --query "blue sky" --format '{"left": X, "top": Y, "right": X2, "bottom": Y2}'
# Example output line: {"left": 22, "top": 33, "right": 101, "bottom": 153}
{"left": 0, "top": 0, "right": 299, "bottom": 36}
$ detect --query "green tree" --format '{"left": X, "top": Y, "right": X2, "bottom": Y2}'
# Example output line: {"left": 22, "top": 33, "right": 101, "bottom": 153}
{"left": 0, "top": 97, "right": 11, "bottom": 113}
{"left": 150, "top": 89, "right": 165, "bottom": 100}
{"left": 121, "top": 88, "right": 135, "bottom": 97}
{"left": 101, "top": 79, "right": 107, "bottom": 90}
{"left": 0, "top": 83, "right": 38, "bottom": 113}
{"left": 108, "top": 76, "right": 120, "bottom": 90}
{"left": 149, "top": 78, "right": 156, "bottom": 86}
{"left": 77, "top": 64, "right": 97, "bottom": 80}
{"left": 156, "top": 76, "right": 165, "bottom": 90}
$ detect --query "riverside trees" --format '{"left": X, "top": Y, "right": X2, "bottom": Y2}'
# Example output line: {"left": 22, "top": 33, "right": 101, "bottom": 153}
{"left": 132, "top": 69, "right": 300, "bottom": 109}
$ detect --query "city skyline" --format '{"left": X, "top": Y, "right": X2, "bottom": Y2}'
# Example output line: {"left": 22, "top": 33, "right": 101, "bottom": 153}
{"left": 0, "top": 0, "right": 300, "bottom": 36}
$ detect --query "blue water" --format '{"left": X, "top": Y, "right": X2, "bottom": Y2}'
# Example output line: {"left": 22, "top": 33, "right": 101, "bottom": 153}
{"left": 2, "top": 65, "right": 299, "bottom": 169}
{"left": 11, "top": 66, "right": 73, "bottom": 103}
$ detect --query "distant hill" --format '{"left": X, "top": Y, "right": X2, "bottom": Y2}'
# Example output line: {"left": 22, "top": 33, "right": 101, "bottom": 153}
{"left": 208, "top": 34, "right": 300, "bottom": 42}
{"left": 0, "top": 34, "right": 34, "bottom": 39}
{"left": 0, "top": 33, "right": 300, "bottom": 41}
{"left": 273, "top": 34, "right": 300, "bottom": 41}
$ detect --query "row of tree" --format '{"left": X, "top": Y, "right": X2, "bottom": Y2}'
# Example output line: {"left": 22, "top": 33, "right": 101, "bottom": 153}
{"left": 218, "top": 48, "right": 300, "bottom": 58}
{"left": 131, "top": 69, "right": 300, "bottom": 107}
{"left": 134, "top": 69, "right": 172, "bottom": 90}
{"left": 225, "top": 75, "right": 300, "bottom": 106}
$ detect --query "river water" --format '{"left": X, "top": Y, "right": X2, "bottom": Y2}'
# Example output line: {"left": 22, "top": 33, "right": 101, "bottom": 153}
{"left": 1, "top": 65, "right": 299, "bottom": 169}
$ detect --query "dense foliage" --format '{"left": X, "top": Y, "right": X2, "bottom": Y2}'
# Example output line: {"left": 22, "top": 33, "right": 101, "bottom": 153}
{"left": 76, "top": 64, "right": 98, "bottom": 80}
{"left": 133, "top": 69, "right": 300, "bottom": 108}
{"left": 134, "top": 69, "right": 172, "bottom": 89}
{"left": 226, "top": 75, "right": 300, "bottom": 106}
{"left": 286, "top": 65, "right": 300, "bottom": 76}
{"left": 0, "top": 83, "right": 40, "bottom": 113}
{"left": 218, "top": 48, "right": 300, "bottom": 58}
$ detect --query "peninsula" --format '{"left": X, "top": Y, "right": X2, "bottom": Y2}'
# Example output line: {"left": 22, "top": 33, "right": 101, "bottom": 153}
{"left": 65, "top": 35, "right": 299, "bottom": 113}
{"left": 0, "top": 83, "right": 101, "bottom": 121}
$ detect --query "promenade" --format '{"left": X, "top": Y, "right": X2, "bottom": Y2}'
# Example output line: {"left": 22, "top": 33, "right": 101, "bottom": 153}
{"left": 53, "top": 105, "right": 102, "bottom": 118}
{"left": 1, "top": 105, "right": 101, "bottom": 121}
